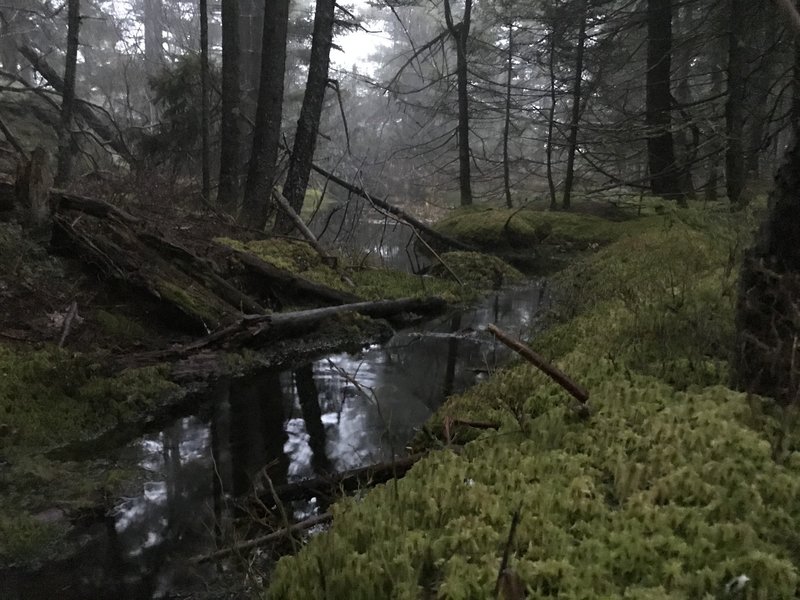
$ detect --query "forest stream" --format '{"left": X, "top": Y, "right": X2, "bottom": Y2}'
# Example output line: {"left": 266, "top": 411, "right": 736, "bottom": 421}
{"left": 1, "top": 218, "right": 546, "bottom": 599}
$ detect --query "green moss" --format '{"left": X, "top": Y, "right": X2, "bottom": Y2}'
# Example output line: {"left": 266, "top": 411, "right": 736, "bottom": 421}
{"left": 268, "top": 205, "right": 800, "bottom": 598}
{"left": 94, "top": 309, "right": 151, "bottom": 344}
{"left": 217, "top": 237, "right": 482, "bottom": 303}
{"left": 435, "top": 206, "right": 643, "bottom": 251}
{"left": 156, "top": 279, "right": 232, "bottom": 328}
{"left": 0, "top": 346, "right": 176, "bottom": 564}
{"left": 428, "top": 252, "right": 524, "bottom": 289}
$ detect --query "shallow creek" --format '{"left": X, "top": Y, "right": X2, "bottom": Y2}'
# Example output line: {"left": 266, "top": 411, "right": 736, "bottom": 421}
{"left": 4, "top": 220, "right": 547, "bottom": 599}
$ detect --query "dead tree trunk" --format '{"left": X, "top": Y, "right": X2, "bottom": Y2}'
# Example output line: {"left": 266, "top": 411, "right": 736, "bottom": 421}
{"left": 16, "top": 147, "right": 52, "bottom": 228}
{"left": 725, "top": 0, "right": 748, "bottom": 208}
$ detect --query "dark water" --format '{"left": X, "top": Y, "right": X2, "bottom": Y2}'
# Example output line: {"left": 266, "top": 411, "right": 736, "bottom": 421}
{"left": 2, "top": 209, "right": 546, "bottom": 598}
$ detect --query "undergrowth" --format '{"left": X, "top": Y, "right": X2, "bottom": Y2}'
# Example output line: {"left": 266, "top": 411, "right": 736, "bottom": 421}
{"left": 267, "top": 202, "right": 800, "bottom": 599}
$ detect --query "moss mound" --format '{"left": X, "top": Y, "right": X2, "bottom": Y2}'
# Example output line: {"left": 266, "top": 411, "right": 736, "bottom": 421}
{"left": 267, "top": 205, "right": 800, "bottom": 598}
{"left": 434, "top": 206, "right": 645, "bottom": 252}
{"left": 429, "top": 252, "right": 524, "bottom": 289}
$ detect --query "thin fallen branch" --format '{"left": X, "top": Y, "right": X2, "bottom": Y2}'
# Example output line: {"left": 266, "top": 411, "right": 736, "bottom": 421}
{"left": 272, "top": 189, "right": 330, "bottom": 261}
{"left": 494, "top": 507, "right": 522, "bottom": 599}
{"left": 58, "top": 301, "right": 78, "bottom": 348}
{"left": 299, "top": 155, "right": 476, "bottom": 252}
{"left": 189, "top": 512, "right": 332, "bottom": 564}
{"left": 487, "top": 324, "right": 589, "bottom": 404}
{"left": 269, "top": 451, "right": 428, "bottom": 505}
{"left": 355, "top": 172, "right": 464, "bottom": 286}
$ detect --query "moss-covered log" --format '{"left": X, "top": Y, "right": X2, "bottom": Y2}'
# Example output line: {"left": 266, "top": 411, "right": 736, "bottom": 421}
{"left": 53, "top": 212, "right": 249, "bottom": 332}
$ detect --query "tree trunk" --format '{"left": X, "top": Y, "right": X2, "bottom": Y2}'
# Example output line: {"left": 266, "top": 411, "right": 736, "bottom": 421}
{"left": 444, "top": 0, "right": 473, "bottom": 207}
{"left": 16, "top": 147, "right": 52, "bottom": 229}
{"left": 705, "top": 66, "right": 724, "bottom": 202}
{"left": 562, "top": 0, "right": 587, "bottom": 211}
{"left": 218, "top": 0, "right": 242, "bottom": 210}
{"left": 645, "top": 0, "right": 683, "bottom": 203}
{"left": 143, "top": 0, "right": 163, "bottom": 121}
{"left": 502, "top": 23, "right": 514, "bottom": 209}
{"left": 546, "top": 32, "right": 558, "bottom": 211}
{"left": 276, "top": 0, "right": 336, "bottom": 234}
{"left": 18, "top": 46, "right": 132, "bottom": 164}
{"left": 732, "top": 136, "right": 800, "bottom": 405}
{"left": 199, "top": 0, "right": 211, "bottom": 204}
{"left": 241, "top": 0, "right": 290, "bottom": 229}
{"left": 726, "top": 0, "right": 747, "bottom": 208}
{"left": 55, "top": 0, "right": 80, "bottom": 187}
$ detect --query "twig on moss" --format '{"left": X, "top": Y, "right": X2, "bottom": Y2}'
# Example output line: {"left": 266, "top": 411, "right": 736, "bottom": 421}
{"left": 487, "top": 323, "right": 590, "bottom": 404}
{"left": 494, "top": 506, "right": 522, "bottom": 599}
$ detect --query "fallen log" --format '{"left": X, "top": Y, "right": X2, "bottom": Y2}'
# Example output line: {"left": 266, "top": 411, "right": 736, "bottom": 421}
{"left": 53, "top": 213, "right": 247, "bottom": 332}
{"left": 215, "top": 242, "right": 360, "bottom": 306}
{"left": 52, "top": 190, "right": 141, "bottom": 225}
{"left": 189, "top": 512, "right": 333, "bottom": 564}
{"left": 487, "top": 323, "right": 589, "bottom": 404}
{"left": 269, "top": 451, "right": 427, "bottom": 505}
{"left": 124, "top": 296, "right": 447, "bottom": 366}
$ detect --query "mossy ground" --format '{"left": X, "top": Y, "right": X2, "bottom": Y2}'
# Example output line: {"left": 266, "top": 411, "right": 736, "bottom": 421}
{"left": 267, "top": 201, "right": 800, "bottom": 599}
{"left": 0, "top": 345, "right": 178, "bottom": 563}
{"left": 217, "top": 238, "right": 520, "bottom": 304}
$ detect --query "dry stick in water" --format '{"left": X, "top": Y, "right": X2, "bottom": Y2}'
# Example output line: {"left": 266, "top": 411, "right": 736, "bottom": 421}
{"left": 189, "top": 512, "right": 332, "bottom": 564}
{"left": 487, "top": 323, "right": 590, "bottom": 404}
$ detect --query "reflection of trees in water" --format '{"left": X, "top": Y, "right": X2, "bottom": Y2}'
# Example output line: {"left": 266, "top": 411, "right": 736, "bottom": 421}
{"left": 228, "top": 372, "right": 289, "bottom": 496}
{"left": 294, "top": 364, "right": 332, "bottom": 476}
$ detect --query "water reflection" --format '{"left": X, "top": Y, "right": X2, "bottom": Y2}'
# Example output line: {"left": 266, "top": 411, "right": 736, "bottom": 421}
{"left": 3, "top": 282, "right": 544, "bottom": 599}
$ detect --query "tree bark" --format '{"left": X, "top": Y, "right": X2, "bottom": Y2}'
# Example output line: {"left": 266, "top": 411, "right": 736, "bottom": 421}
{"left": 645, "top": 0, "right": 684, "bottom": 203}
{"left": 443, "top": 0, "right": 473, "bottom": 207}
{"left": 199, "top": 0, "right": 211, "bottom": 204}
{"left": 502, "top": 23, "right": 514, "bottom": 209}
{"left": 732, "top": 137, "right": 800, "bottom": 405}
{"left": 218, "top": 0, "right": 242, "bottom": 209}
{"left": 55, "top": 0, "right": 80, "bottom": 187}
{"left": 725, "top": 0, "right": 747, "bottom": 208}
{"left": 546, "top": 32, "right": 558, "bottom": 211}
{"left": 16, "top": 146, "right": 52, "bottom": 228}
{"left": 275, "top": 0, "right": 336, "bottom": 233}
{"left": 241, "top": 0, "right": 290, "bottom": 229}
{"left": 562, "top": 0, "right": 587, "bottom": 211}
